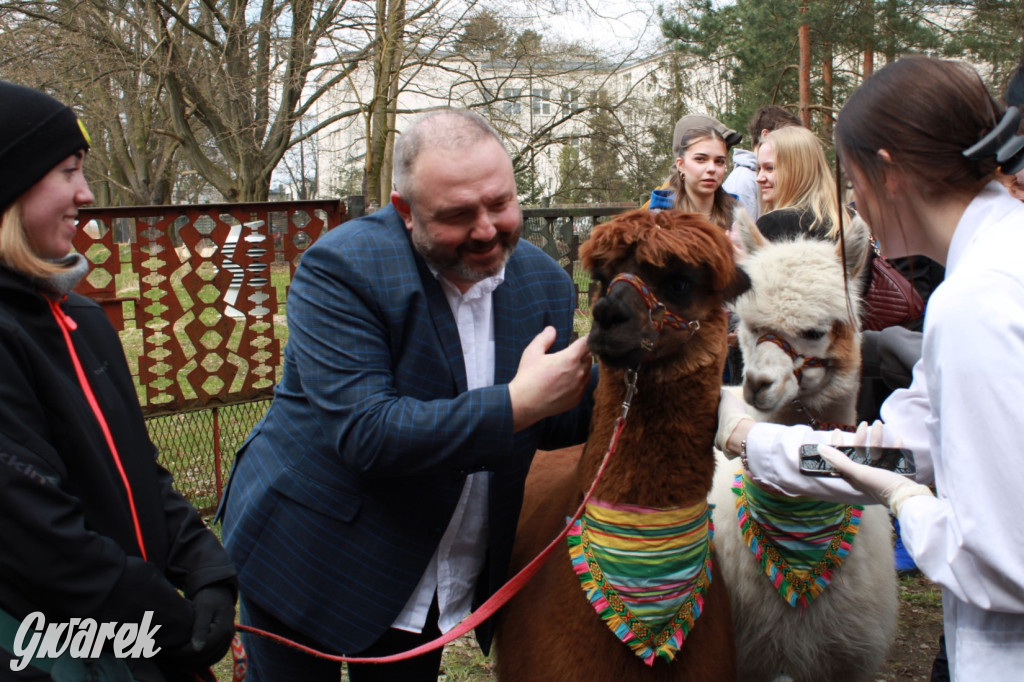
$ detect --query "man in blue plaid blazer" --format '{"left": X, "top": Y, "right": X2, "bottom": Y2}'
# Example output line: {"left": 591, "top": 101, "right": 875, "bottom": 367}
{"left": 219, "top": 109, "right": 595, "bottom": 680}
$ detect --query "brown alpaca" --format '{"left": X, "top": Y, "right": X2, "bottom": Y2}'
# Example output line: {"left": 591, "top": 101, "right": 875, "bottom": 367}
{"left": 494, "top": 209, "right": 750, "bottom": 682}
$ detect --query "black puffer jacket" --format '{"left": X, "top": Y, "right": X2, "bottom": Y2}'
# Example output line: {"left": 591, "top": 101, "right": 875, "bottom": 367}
{"left": 0, "top": 263, "right": 236, "bottom": 680}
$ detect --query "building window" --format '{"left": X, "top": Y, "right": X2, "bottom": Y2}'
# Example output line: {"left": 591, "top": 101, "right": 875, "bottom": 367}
{"left": 532, "top": 89, "right": 551, "bottom": 115}
{"left": 561, "top": 89, "right": 580, "bottom": 115}
{"left": 502, "top": 88, "right": 522, "bottom": 115}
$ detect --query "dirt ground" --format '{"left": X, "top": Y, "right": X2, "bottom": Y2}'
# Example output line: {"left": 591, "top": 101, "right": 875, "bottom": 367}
{"left": 877, "top": 573, "right": 945, "bottom": 681}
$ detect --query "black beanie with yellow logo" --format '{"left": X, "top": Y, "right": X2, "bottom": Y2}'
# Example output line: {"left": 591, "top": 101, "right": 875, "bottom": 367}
{"left": 0, "top": 80, "right": 91, "bottom": 212}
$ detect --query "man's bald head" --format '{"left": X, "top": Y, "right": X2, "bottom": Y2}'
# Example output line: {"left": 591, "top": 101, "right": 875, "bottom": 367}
{"left": 392, "top": 108, "right": 508, "bottom": 204}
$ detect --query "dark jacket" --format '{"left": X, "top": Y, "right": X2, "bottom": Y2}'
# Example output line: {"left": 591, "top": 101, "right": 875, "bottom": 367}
{"left": 220, "top": 204, "right": 593, "bottom": 655}
{"left": 756, "top": 207, "right": 832, "bottom": 242}
{"left": 0, "top": 264, "right": 236, "bottom": 680}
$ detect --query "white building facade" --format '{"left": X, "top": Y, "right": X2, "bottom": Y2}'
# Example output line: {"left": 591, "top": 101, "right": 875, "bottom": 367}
{"left": 312, "top": 49, "right": 733, "bottom": 204}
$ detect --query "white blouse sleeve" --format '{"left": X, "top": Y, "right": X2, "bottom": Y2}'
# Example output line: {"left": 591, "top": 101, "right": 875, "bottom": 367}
{"left": 880, "top": 358, "right": 934, "bottom": 484}
{"left": 897, "top": 271, "right": 1024, "bottom": 613}
{"left": 744, "top": 422, "right": 880, "bottom": 505}
{"left": 742, "top": 358, "right": 932, "bottom": 504}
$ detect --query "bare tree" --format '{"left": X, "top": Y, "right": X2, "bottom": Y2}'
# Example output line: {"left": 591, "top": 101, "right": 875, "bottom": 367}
{"left": 1, "top": 0, "right": 668, "bottom": 206}
{"left": 0, "top": 4, "right": 188, "bottom": 204}
{"left": 277, "top": 114, "right": 319, "bottom": 199}
{"left": 1, "top": 0, "right": 367, "bottom": 202}
{"left": 319, "top": 22, "right": 672, "bottom": 205}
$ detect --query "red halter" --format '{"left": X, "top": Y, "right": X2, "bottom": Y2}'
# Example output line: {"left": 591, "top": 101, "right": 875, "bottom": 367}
{"left": 756, "top": 332, "right": 830, "bottom": 383}
{"left": 755, "top": 332, "right": 856, "bottom": 432}
{"left": 609, "top": 272, "right": 700, "bottom": 337}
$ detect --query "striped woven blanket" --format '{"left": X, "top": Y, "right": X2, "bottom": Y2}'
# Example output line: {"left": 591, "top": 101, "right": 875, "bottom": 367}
{"left": 732, "top": 468, "right": 863, "bottom": 607}
{"left": 567, "top": 498, "right": 713, "bottom": 665}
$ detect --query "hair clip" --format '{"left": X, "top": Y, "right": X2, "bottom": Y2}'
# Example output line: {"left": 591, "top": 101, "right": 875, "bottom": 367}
{"left": 963, "top": 107, "right": 1020, "bottom": 160}
{"left": 961, "top": 105, "right": 1024, "bottom": 175}
{"left": 997, "top": 133, "right": 1024, "bottom": 175}
{"left": 963, "top": 106, "right": 1024, "bottom": 175}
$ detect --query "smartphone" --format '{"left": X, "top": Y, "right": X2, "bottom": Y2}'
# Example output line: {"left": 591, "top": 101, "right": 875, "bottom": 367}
{"left": 799, "top": 444, "right": 917, "bottom": 478}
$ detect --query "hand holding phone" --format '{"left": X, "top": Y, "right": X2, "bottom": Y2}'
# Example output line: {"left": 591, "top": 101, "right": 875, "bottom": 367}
{"left": 799, "top": 444, "right": 916, "bottom": 478}
{"left": 801, "top": 443, "right": 931, "bottom": 514}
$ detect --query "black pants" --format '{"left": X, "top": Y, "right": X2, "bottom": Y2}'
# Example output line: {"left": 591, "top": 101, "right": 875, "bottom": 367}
{"left": 930, "top": 634, "right": 950, "bottom": 681}
{"left": 239, "top": 595, "right": 444, "bottom": 682}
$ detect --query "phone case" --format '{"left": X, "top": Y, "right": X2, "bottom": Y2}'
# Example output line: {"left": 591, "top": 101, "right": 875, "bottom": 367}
{"left": 798, "top": 444, "right": 916, "bottom": 477}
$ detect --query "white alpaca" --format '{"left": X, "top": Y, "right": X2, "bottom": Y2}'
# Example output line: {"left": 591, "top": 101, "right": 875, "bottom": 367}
{"left": 710, "top": 216, "right": 899, "bottom": 682}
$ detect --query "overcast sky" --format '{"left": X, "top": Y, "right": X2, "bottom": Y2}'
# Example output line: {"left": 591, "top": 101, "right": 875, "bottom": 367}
{"left": 521, "top": 0, "right": 665, "bottom": 56}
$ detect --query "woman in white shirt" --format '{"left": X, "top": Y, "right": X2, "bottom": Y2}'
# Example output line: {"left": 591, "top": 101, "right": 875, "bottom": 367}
{"left": 716, "top": 55, "right": 1024, "bottom": 680}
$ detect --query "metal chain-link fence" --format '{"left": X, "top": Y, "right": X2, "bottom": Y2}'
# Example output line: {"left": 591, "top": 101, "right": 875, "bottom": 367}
{"left": 148, "top": 400, "right": 271, "bottom": 515}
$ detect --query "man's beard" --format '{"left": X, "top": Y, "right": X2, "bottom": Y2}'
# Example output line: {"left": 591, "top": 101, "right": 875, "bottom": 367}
{"left": 412, "top": 223, "right": 522, "bottom": 284}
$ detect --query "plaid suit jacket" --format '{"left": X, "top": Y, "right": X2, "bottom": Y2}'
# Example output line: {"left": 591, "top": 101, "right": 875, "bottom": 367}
{"left": 220, "top": 204, "right": 592, "bottom": 654}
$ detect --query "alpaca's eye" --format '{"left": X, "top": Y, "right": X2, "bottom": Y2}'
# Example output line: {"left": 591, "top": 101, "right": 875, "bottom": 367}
{"left": 665, "top": 278, "right": 689, "bottom": 296}
{"left": 800, "top": 329, "right": 827, "bottom": 341}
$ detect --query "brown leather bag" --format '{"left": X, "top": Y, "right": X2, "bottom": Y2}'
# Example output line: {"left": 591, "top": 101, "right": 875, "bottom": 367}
{"left": 861, "top": 244, "right": 925, "bottom": 331}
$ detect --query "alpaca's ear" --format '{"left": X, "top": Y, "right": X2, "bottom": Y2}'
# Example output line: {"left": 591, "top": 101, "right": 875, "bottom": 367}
{"left": 722, "top": 265, "right": 752, "bottom": 304}
{"left": 840, "top": 215, "right": 872, "bottom": 284}
{"left": 734, "top": 208, "right": 766, "bottom": 256}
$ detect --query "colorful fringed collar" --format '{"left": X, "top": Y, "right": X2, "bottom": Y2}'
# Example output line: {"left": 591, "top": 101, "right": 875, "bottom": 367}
{"left": 732, "top": 467, "right": 863, "bottom": 608}
{"left": 567, "top": 497, "right": 713, "bottom": 666}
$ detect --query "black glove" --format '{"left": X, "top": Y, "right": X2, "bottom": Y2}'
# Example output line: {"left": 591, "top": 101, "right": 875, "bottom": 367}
{"left": 176, "top": 584, "right": 236, "bottom": 670}
{"left": 50, "top": 654, "right": 134, "bottom": 682}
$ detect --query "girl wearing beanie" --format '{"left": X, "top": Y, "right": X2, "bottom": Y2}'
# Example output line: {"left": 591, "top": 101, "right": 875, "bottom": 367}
{"left": 0, "top": 81, "right": 237, "bottom": 681}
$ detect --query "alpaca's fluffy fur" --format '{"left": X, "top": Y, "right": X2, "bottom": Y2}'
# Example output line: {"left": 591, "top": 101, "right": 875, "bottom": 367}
{"left": 733, "top": 222, "right": 867, "bottom": 422}
{"left": 496, "top": 209, "right": 749, "bottom": 681}
{"left": 709, "top": 215, "right": 899, "bottom": 682}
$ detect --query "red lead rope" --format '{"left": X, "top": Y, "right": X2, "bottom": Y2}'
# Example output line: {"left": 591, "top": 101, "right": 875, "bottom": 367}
{"left": 47, "top": 298, "right": 148, "bottom": 560}
{"left": 237, "top": 414, "right": 632, "bottom": 664}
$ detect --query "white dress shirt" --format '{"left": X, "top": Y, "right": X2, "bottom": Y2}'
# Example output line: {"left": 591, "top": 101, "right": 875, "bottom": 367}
{"left": 392, "top": 268, "right": 503, "bottom": 634}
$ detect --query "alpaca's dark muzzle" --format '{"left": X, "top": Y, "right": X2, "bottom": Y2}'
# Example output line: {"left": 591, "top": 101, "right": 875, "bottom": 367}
{"left": 588, "top": 293, "right": 659, "bottom": 368}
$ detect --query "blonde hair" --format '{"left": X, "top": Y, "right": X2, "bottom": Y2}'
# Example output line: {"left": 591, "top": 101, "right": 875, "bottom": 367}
{"left": 762, "top": 126, "right": 841, "bottom": 237}
{"left": 667, "top": 127, "right": 734, "bottom": 231}
{"left": 0, "top": 202, "right": 65, "bottom": 277}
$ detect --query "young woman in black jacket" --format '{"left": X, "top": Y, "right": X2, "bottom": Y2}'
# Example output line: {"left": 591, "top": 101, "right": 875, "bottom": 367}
{"left": 0, "top": 81, "right": 236, "bottom": 681}
{"left": 754, "top": 125, "right": 840, "bottom": 242}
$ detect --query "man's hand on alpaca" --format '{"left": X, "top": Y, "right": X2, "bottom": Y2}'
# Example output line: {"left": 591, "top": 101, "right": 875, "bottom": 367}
{"left": 509, "top": 326, "right": 592, "bottom": 431}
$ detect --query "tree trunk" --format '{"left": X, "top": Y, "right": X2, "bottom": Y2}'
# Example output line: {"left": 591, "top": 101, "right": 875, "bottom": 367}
{"left": 379, "top": 13, "right": 404, "bottom": 206}
{"left": 864, "top": 0, "right": 874, "bottom": 79}
{"left": 799, "top": 4, "right": 812, "bottom": 128}
{"left": 823, "top": 46, "right": 834, "bottom": 138}
{"left": 366, "top": 0, "right": 406, "bottom": 209}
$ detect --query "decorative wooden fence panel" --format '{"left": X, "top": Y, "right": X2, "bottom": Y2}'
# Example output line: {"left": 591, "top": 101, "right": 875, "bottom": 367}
{"left": 74, "top": 200, "right": 345, "bottom": 414}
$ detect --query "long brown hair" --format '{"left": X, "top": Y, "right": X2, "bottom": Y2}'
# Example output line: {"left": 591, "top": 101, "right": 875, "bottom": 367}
{"left": 667, "top": 126, "right": 735, "bottom": 231}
